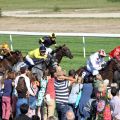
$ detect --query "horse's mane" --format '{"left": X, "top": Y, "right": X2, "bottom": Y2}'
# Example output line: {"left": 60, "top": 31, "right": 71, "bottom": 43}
{"left": 51, "top": 44, "right": 66, "bottom": 54}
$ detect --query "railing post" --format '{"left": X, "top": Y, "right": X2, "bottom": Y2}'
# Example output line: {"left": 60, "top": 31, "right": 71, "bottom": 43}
{"left": 83, "top": 36, "right": 86, "bottom": 58}
{"left": 9, "top": 34, "right": 13, "bottom": 51}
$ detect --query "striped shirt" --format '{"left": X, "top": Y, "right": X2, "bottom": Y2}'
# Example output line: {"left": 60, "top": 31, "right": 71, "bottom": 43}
{"left": 54, "top": 79, "right": 70, "bottom": 103}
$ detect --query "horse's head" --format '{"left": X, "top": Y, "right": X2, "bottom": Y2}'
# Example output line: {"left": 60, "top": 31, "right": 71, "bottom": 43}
{"left": 53, "top": 44, "right": 73, "bottom": 63}
{"left": 107, "top": 59, "right": 120, "bottom": 72}
{"left": 13, "top": 50, "right": 23, "bottom": 62}
{"left": 61, "top": 44, "right": 73, "bottom": 59}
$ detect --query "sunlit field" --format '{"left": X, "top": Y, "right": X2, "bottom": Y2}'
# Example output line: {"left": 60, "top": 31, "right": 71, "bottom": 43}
{"left": 0, "top": 0, "right": 120, "bottom": 11}
{"left": 0, "top": 35, "right": 120, "bottom": 72}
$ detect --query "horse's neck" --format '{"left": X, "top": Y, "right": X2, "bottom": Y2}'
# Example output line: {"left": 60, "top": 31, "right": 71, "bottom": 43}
{"left": 1, "top": 59, "right": 12, "bottom": 71}
{"left": 55, "top": 50, "right": 63, "bottom": 63}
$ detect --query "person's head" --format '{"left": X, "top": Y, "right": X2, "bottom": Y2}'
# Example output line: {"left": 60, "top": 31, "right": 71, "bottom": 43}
{"left": 111, "top": 87, "right": 118, "bottom": 96}
{"left": 50, "top": 33, "right": 56, "bottom": 41}
{"left": 39, "top": 45, "right": 46, "bottom": 56}
{"left": 20, "top": 103, "right": 29, "bottom": 114}
{"left": 1, "top": 43, "right": 10, "bottom": 53}
{"left": 7, "top": 70, "right": 15, "bottom": 80}
{"left": 20, "top": 63, "right": 28, "bottom": 74}
{"left": 68, "top": 69, "right": 76, "bottom": 78}
{"left": 98, "top": 49, "right": 106, "bottom": 58}
{"left": 32, "top": 115, "right": 40, "bottom": 120}
{"left": 66, "top": 110, "right": 75, "bottom": 120}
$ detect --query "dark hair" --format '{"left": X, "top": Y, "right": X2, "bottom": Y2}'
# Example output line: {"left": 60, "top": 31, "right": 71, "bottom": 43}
{"left": 16, "top": 77, "right": 27, "bottom": 92}
{"left": 20, "top": 103, "right": 29, "bottom": 114}
{"left": 7, "top": 71, "right": 15, "bottom": 79}
{"left": 68, "top": 69, "right": 76, "bottom": 78}
{"left": 111, "top": 87, "right": 118, "bottom": 96}
{"left": 32, "top": 115, "right": 40, "bottom": 120}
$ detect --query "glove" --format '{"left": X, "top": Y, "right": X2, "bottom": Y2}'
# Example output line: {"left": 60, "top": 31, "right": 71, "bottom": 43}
{"left": 0, "top": 55, "right": 3, "bottom": 59}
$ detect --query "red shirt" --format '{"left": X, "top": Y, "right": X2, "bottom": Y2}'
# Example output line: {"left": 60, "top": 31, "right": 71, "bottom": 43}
{"left": 46, "top": 77, "right": 55, "bottom": 99}
{"left": 109, "top": 46, "right": 120, "bottom": 61}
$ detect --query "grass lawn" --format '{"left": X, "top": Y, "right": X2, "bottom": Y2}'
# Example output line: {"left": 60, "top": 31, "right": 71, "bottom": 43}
{"left": 0, "top": 35, "right": 120, "bottom": 72}
{"left": 0, "top": 0, "right": 120, "bottom": 11}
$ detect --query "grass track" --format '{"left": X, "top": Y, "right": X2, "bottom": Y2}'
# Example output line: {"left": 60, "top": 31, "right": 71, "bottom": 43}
{"left": 0, "top": 35, "right": 120, "bottom": 72}
{"left": 0, "top": 0, "right": 120, "bottom": 10}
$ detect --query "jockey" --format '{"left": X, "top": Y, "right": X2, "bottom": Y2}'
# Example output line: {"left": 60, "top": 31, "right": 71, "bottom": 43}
{"left": 109, "top": 46, "right": 120, "bottom": 61}
{"left": 83, "top": 49, "right": 107, "bottom": 80}
{"left": 25, "top": 45, "right": 48, "bottom": 66}
{"left": 0, "top": 43, "right": 11, "bottom": 59}
{"left": 39, "top": 33, "right": 56, "bottom": 54}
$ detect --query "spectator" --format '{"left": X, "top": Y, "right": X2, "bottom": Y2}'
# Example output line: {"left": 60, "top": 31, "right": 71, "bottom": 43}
{"left": 54, "top": 66, "right": 76, "bottom": 120}
{"left": 44, "top": 69, "right": 56, "bottom": 119}
{"left": 110, "top": 87, "right": 120, "bottom": 120}
{"left": 2, "top": 71, "right": 15, "bottom": 120}
{"left": 16, "top": 76, "right": 28, "bottom": 116}
{"left": 14, "top": 103, "right": 31, "bottom": 120}
{"left": 66, "top": 110, "right": 75, "bottom": 120}
{"left": 27, "top": 80, "right": 39, "bottom": 118}
{"left": 36, "top": 70, "right": 49, "bottom": 119}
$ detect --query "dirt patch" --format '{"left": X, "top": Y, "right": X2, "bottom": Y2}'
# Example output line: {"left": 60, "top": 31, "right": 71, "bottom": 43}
{"left": 0, "top": 17, "right": 120, "bottom": 33}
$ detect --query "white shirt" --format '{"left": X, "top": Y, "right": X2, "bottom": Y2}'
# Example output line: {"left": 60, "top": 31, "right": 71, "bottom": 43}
{"left": 14, "top": 73, "right": 34, "bottom": 96}
{"left": 87, "top": 52, "right": 105, "bottom": 71}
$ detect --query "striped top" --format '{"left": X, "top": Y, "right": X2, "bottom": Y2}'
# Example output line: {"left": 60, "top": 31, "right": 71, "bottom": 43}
{"left": 54, "top": 79, "right": 70, "bottom": 103}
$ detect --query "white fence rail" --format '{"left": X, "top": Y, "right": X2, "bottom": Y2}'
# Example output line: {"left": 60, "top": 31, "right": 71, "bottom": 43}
{"left": 0, "top": 31, "right": 120, "bottom": 58}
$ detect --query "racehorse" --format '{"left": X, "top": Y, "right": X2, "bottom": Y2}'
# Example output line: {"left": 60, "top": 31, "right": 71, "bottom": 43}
{"left": 51, "top": 44, "right": 73, "bottom": 64}
{"left": 0, "top": 50, "right": 23, "bottom": 75}
{"left": 76, "top": 59, "right": 120, "bottom": 85}
{"left": 31, "top": 44, "right": 73, "bottom": 81}
{"left": 31, "top": 59, "right": 49, "bottom": 81}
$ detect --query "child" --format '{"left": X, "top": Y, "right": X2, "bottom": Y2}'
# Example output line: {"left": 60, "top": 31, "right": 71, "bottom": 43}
{"left": 27, "top": 80, "right": 39, "bottom": 118}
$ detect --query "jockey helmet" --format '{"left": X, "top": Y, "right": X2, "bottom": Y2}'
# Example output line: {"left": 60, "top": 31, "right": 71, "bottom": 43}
{"left": 39, "top": 45, "right": 46, "bottom": 52}
{"left": 2, "top": 43, "right": 9, "bottom": 50}
{"left": 98, "top": 49, "right": 106, "bottom": 57}
{"left": 50, "top": 33, "right": 56, "bottom": 38}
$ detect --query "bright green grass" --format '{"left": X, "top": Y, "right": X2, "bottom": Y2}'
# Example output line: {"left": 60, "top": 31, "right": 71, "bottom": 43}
{"left": 0, "top": 0, "right": 120, "bottom": 10}
{"left": 0, "top": 35, "right": 120, "bottom": 72}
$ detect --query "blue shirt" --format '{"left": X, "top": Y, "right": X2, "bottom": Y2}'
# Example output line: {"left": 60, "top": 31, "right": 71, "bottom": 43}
{"left": 3, "top": 79, "right": 12, "bottom": 96}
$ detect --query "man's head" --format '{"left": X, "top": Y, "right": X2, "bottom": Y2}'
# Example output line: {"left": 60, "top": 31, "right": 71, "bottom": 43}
{"left": 20, "top": 103, "right": 29, "bottom": 114}
{"left": 39, "top": 45, "right": 46, "bottom": 56}
{"left": 98, "top": 49, "right": 107, "bottom": 58}
{"left": 20, "top": 62, "right": 28, "bottom": 74}
{"left": 66, "top": 110, "right": 75, "bottom": 120}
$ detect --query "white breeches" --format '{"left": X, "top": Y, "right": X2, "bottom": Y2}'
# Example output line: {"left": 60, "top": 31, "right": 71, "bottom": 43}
{"left": 25, "top": 55, "right": 34, "bottom": 65}
{"left": 46, "top": 48, "right": 52, "bottom": 54}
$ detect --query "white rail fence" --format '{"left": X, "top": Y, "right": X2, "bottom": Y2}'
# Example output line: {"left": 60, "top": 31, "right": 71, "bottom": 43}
{"left": 0, "top": 31, "right": 120, "bottom": 58}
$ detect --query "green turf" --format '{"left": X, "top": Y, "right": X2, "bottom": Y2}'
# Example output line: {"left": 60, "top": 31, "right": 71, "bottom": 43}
{"left": 0, "top": 35, "right": 120, "bottom": 72}
{"left": 0, "top": 0, "right": 120, "bottom": 10}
